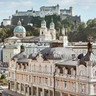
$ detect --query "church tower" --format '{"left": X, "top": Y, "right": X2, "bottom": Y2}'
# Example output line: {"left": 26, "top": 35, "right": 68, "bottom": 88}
{"left": 59, "top": 26, "right": 68, "bottom": 47}
{"left": 50, "top": 18, "right": 56, "bottom": 40}
{"left": 40, "top": 19, "right": 48, "bottom": 41}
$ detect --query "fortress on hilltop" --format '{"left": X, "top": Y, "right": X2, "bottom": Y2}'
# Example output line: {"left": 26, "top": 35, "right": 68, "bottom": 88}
{"left": 2, "top": 4, "right": 81, "bottom": 26}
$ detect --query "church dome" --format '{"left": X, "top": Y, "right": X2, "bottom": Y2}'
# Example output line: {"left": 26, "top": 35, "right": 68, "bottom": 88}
{"left": 41, "top": 19, "right": 46, "bottom": 24}
{"left": 50, "top": 22, "right": 54, "bottom": 26}
{"left": 14, "top": 26, "right": 26, "bottom": 32}
{"left": 13, "top": 20, "right": 26, "bottom": 33}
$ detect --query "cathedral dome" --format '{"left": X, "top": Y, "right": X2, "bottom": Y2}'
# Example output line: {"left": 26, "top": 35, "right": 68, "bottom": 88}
{"left": 13, "top": 20, "right": 26, "bottom": 33}
{"left": 14, "top": 26, "right": 26, "bottom": 32}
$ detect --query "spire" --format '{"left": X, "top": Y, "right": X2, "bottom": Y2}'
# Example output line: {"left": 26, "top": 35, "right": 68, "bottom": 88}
{"left": 51, "top": 18, "right": 53, "bottom": 22}
{"left": 17, "top": 18, "right": 22, "bottom": 26}
{"left": 61, "top": 25, "right": 65, "bottom": 35}
{"left": 50, "top": 18, "right": 55, "bottom": 29}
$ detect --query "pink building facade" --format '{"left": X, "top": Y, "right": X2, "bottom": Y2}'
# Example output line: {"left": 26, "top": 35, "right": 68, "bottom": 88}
{"left": 2, "top": 44, "right": 96, "bottom": 96}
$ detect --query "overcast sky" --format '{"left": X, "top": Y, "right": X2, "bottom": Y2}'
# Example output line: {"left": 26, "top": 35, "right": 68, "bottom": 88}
{"left": 0, "top": 0, "right": 96, "bottom": 23}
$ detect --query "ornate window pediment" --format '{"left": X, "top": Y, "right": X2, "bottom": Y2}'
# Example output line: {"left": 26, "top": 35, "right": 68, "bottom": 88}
{"left": 36, "top": 52, "right": 44, "bottom": 62}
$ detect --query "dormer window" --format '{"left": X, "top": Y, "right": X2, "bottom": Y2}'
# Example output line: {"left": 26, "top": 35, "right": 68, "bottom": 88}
{"left": 80, "top": 70, "right": 84, "bottom": 76}
{"left": 72, "top": 54, "right": 76, "bottom": 61}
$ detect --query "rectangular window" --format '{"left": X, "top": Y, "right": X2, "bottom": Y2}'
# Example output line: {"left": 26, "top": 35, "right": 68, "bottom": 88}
{"left": 45, "top": 78, "right": 48, "bottom": 85}
{"left": 64, "top": 81, "right": 67, "bottom": 89}
{"left": 12, "top": 72, "right": 14, "bottom": 78}
{"left": 56, "top": 80, "right": 59, "bottom": 87}
{"left": 39, "top": 77, "right": 41, "bottom": 84}
{"left": 50, "top": 66, "right": 52, "bottom": 73}
{"left": 50, "top": 78, "right": 52, "bottom": 86}
{"left": 21, "top": 74, "right": 23, "bottom": 80}
{"left": 26, "top": 75, "right": 28, "bottom": 81}
{"left": 34, "top": 76, "right": 36, "bottom": 83}
{"left": 72, "top": 82, "right": 75, "bottom": 91}
{"left": 29, "top": 75, "right": 31, "bottom": 82}
{"left": 81, "top": 84, "right": 85, "bottom": 93}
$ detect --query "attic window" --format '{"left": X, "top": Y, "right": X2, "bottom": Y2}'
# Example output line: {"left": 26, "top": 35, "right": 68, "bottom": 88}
{"left": 72, "top": 54, "right": 76, "bottom": 61}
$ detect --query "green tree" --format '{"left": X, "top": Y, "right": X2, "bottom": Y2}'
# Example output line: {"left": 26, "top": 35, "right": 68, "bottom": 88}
{"left": 0, "top": 74, "right": 6, "bottom": 79}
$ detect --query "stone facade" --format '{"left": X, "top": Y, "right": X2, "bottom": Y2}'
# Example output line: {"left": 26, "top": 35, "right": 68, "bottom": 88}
{"left": 3, "top": 43, "right": 96, "bottom": 96}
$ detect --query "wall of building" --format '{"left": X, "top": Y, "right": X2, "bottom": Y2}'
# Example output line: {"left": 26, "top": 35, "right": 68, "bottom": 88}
{"left": 3, "top": 48, "right": 20, "bottom": 63}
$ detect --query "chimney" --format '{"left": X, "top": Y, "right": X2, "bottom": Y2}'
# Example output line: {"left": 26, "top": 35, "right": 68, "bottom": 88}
{"left": 87, "top": 42, "right": 92, "bottom": 53}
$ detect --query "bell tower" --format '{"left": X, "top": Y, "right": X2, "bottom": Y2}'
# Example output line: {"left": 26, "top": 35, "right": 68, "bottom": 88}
{"left": 59, "top": 26, "right": 68, "bottom": 47}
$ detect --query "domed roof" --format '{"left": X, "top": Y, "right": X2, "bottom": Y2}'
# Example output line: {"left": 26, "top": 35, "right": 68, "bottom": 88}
{"left": 50, "top": 22, "right": 54, "bottom": 26}
{"left": 41, "top": 47, "right": 76, "bottom": 60}
{"left": 41, "top": 19, "right": 46, "bottom": 24}
{"left": 29, "top": 47, "right": 76, "bottom": 60}
{"left": 50, "top": 18, "right": 54, "bottom": 26}
{"left": 13, "top": 20, "right": 26, "bottom": 33}
{"left": 14, "top": 26, "right": 26, "bottom": 33}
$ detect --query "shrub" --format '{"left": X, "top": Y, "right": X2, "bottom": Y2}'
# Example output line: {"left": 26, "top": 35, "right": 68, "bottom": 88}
{"left": 0, "top": 74, "right": 6, "bottom": 79}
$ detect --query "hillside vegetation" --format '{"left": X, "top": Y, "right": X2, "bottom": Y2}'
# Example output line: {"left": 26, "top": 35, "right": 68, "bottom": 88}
{"left": 0, "top": 15, "right": 96, "bottom": 42}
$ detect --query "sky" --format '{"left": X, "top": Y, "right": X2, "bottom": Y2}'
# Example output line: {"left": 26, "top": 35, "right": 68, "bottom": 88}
{"left": 0, "top": 0, "right": 96, "bottom": 24}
